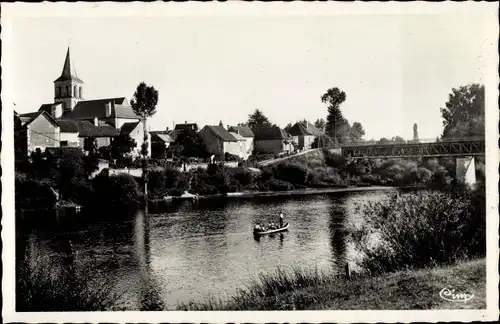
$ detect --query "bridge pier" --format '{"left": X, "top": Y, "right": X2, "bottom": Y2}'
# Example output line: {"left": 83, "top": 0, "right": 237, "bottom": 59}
{"left": 455, "top": 156, "right": 476, "bottom": 188}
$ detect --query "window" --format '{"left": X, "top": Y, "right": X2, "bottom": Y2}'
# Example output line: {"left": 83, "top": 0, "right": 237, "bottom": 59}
{"left": 61, "top": 141, "right": 68, "bottom": 147}
{"left": 66, "top": 85, "right": 70, "bottom": 96}
{"left": 74, "top": 85, "right": 77, "bottom": 97}
{"left": 56, "top": 86, "right": 61, "bottom": 97}
{"left": 79, "top": 87, "right": 82, "bottom": 98}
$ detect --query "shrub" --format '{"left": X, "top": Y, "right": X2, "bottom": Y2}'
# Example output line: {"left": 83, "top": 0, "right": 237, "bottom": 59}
{"left": 147, "top": 169, "right": 168, "bottom": 199}
{"left": 273, "top": 162, "right": 309, "bottom": 185}
{"left": 323, "top": 149, "right": 346, "bottom": 168}
{"left": 224, "top": 152, "right": 240, "bottom": 162}
{"left": 350, "top": 187, "right": 486, "bottom": 274}
{"left": 268, "top": 179, "right": 294, "bottom": 191}
{"left": 92, "top": 173, "right": 142, "bottom": 210}
{"left": 15, "top": 174, "right": 57, "bottom": 210}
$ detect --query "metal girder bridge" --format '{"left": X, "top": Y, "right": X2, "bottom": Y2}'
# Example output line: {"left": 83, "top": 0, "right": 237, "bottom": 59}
{"left": 340, "top": 139, "right": 485, "bottom": 159}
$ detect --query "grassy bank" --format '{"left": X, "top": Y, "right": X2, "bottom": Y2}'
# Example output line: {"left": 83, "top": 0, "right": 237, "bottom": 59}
{"left": 177, "top": 258, "right": 485, "bottom": 310}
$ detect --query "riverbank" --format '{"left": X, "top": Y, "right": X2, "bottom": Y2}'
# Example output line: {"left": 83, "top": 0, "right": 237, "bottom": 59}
{"left": 177, "top": 258, "right": 485, "bottom": 310}
{"left": 153, "top": 185, "right": 397, "bottom": 202}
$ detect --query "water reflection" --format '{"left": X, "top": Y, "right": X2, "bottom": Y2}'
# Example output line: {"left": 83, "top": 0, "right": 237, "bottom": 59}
{"left": 328, "top": 196, "right": 348, "bottom": 272}
{"left": 17, "top": 190, "right": 388, "bottom": 310}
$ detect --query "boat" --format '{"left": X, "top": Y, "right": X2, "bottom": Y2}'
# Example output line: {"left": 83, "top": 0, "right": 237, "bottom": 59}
{"left": 253, "top": 223, "right": 289, "bottom": 236}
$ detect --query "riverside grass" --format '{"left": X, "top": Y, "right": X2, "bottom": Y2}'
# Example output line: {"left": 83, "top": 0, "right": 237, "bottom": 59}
{"left": 176, "top": 258, "right": 485, "bottom": 310}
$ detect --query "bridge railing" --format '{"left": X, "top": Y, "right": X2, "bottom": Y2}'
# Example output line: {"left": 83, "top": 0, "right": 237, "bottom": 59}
{"left": 335, "top": 136, "right": 485, "bottom": 148}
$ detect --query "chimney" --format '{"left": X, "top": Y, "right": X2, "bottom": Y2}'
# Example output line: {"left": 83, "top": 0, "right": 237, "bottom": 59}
{"left": 219, "top": 120, "right": 224, "bottom": 128}
{"left": 105, "top": 102, "right": 112, "bottom": 117}
{"left": 185, "top": 121, "right": 187, "bottom": 124}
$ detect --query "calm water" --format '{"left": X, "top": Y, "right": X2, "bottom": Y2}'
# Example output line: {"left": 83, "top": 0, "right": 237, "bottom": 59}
{"left": 17, "top": 190, "right": 391, "bottom": 310}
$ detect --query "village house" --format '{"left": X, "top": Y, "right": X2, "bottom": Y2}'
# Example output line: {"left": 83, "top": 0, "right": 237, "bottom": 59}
{"left": 119, "top": 121, "right": 152, "bottom": 157}
{"left": 252, "top": 126, "right": 293, "bottom": 155}
{"left": 228, "top": 125, "right": 254, "bottom": 158}
{"left": 199, "top": 122, "right": 243, "bottom": 161}
{"left": 288, "top": 121, "right": 322, "bottom": 151}
{"left": 171, "top": 122, "right": 199, "bottom": 141}
{"left": 15, "top": 111, "right": 60, "bottom": 154}
{"left": 150, "top": 131, "right": 175, "bottom": 159}
{"left": 57, "top": 119, "right": 119, "bottom": 148}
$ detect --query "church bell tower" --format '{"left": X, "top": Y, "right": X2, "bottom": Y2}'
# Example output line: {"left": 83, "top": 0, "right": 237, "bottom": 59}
{"left": 54, "top": 47, "right": 84, "bottom": 113}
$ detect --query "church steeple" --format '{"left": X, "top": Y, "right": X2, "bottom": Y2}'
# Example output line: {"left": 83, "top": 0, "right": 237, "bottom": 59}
{"left": 54, "top": 47, "right": 84, "bottom": 113}
{"left": 55, "top": 47, "right": 83, "bottom": 83}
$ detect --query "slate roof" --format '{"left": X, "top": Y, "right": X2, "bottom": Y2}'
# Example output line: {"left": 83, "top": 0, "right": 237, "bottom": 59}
{"left": 153, "top": 133, "right": 174, "bottom": 143}
{"left": 19, "top": 111, "right": 59, "bottom": 128}
{"left": 61, "top": 97, "right": 139, "bottom": 120}
{"left": 228, "top": 125, "right": 254, "bottom": 138}
{"left": 57, "top": 120, "right": 80, "bottom": 133}
{"left": 229, "top": 132, "right": 246, "bottom": 141}
{"left": 288, "top": 122, "right": 313, "bottom": 136}
{"left": 54, "top": 47, "right": 84, "bottom": 83}
{"left": 204, "top": 125, "right": 237, "bottom": 142}
{"left": 174, "top": 123, "right": 198, "bottom": 131}
{"left": 73, "top": 121, "right": 119, "bottom": 137}
{"left": 39, "top": 103, "right": 63, "bottom": 115}
{"left": 252, "top": 126, "right": 290, "bottom": 140}
{"left": 302, "top": 121, "right": 322, "bottom": 136}
{"left": 120, "top": 121, "right": 140, "bottom": 135}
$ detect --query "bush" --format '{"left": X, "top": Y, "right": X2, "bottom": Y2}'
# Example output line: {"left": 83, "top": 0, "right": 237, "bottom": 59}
{"left": 268, "top": 179, "right": 295, "bottom": 191}
{"left": 15, "top": 174, "right": 57, "bottom": 210}
{"left": 224, "top": 152, "right": 240, "bottom": 162}
{"left": 273, "top": 162, "right": 309, "bottom": 185}
{"left": 350, "top": 186, "right": 486, "bottom": 274}
{"left": 92, "top": 173, "right": 142, "bottom": 210}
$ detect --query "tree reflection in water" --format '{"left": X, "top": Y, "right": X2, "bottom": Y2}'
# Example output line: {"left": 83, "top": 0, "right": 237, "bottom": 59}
{"left": 134, "top": 206, "right": 165, "bottom": 310}
{"left": 328, "top": 197, "right": 349, "bottom": 274}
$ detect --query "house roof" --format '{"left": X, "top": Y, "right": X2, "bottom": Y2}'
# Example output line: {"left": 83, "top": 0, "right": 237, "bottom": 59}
{"left": 288, "top": 122, "right": 313, "bottom": 136}
{"left": 252, "top": 126, "right": 289, "bottom": 140}
{"left": 204, "top": 125, "right": 237, "bottom": 142}
{"left": 120, "top": 121, "right": 140, "bottom": 135}
{"left": 174, "top": 123, "right": 198, "bottom": 131}
{"left": 38, "top": 103, "right": 63, "bottom": 115}
{"left": 57, "top": 119, "right": 80, "bottom": 133}
{"left": 61, "top": 97, "right": 139, "bottom": 120}
{"left": 302, "top": 121, "right": 322, "bottom": 136}
{"left": 73, "top": 120, "right": 119, "bottom": 137}
{"left": 20, "top": 111, "right": 59, "bottom": 128}
{"left": 153, "top": 133, "right": 175, "bottom": 143}
{"left": 54, "top": 47, "right": 84, "bottom": 83}
{"left": 228, "top": 125, "right": 254, "bottom": 138}
{"left": 229, "top": 132, "right": 246, "bottom": 141}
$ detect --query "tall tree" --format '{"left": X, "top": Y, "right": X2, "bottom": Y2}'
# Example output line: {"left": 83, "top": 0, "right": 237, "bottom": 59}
{"left": 111, "top": 134, "right": 137, "bottom": 161}
{"left": 440, "top": 84, "right": 485, "bottom": 139}
{"left": 314, "top": 118, "right": 326, "bottom": 131}
{"left": 131, "top": 82, "right": 159, "bottom": 197}
{"left": 413, "top": 123, "right": 419, "bottom": 142}
{"left": 321, "top": 87, "right": 349, "bottom": 144}
{"left": 247, "top": 109, "right": 271, "bottom": 129}
{"left": 349, "top": 122, "right": 365, "bottom": 142}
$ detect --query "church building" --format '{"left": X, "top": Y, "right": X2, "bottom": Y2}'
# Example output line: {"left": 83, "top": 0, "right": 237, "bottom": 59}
{"left": 29, "top": 47, "right": 150, "bottom": 156}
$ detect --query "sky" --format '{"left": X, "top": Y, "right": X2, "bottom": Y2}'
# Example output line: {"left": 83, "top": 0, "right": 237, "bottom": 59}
{"left": 3, "top": 3, "right": 495, "bottom": 141}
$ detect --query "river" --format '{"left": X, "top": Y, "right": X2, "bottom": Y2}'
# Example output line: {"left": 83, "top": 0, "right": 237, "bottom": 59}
{"left": 16, "top": 189, "right": 394, "bottom": 310}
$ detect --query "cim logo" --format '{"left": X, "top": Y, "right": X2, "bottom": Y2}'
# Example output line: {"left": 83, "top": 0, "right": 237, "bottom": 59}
{"left": 439, "top": 288, "right": 474, "bottom": 303}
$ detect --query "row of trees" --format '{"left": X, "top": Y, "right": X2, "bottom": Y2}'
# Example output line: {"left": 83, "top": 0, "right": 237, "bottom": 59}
{"left": 242, "top": 83, "right": 484, "bottom": 147}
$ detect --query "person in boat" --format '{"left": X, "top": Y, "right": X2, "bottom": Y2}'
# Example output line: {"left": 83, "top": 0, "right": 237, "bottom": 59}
{"left": 279, "top": 212, "right": 284, "bottom": 228}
